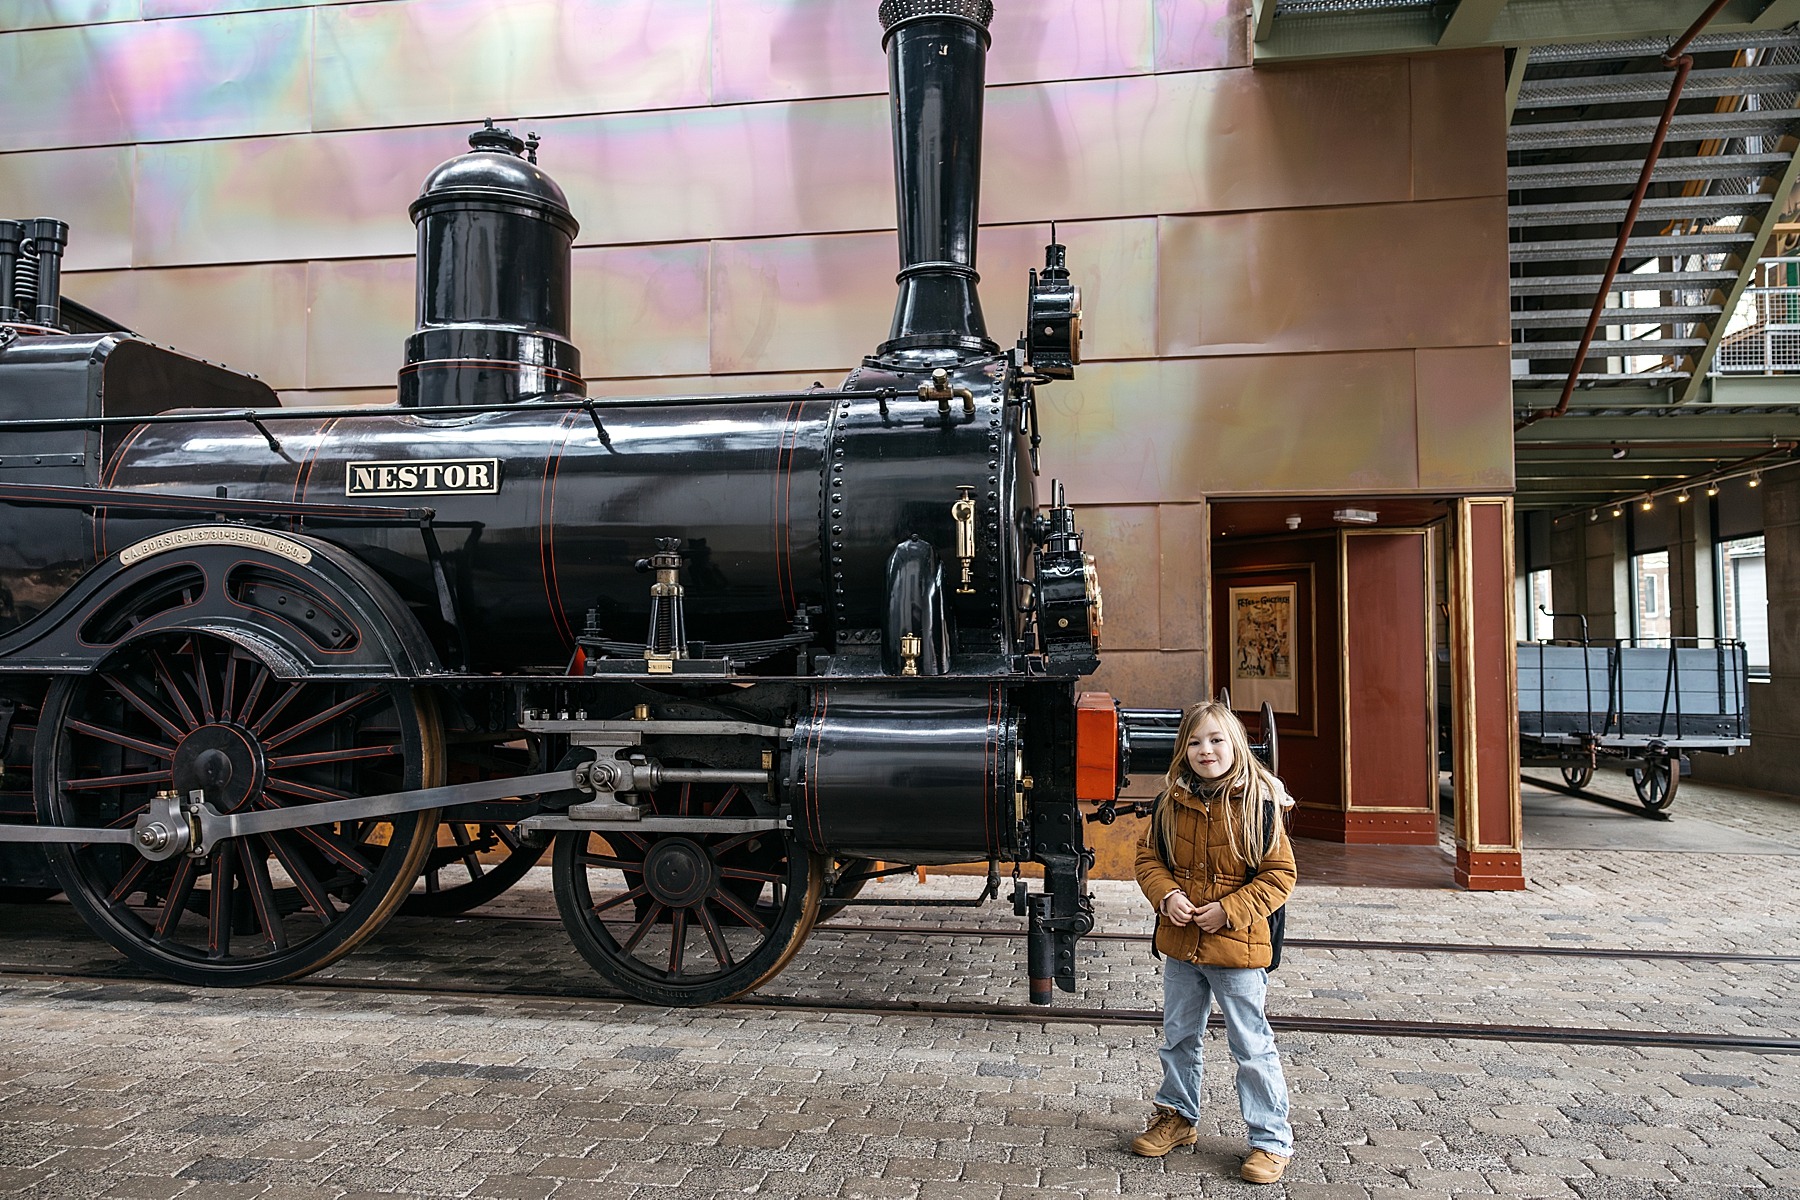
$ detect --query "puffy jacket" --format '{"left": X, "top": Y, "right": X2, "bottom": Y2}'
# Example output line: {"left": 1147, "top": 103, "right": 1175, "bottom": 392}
{"left": 1134, "top": 779, "right": 1296, "bottom": 969}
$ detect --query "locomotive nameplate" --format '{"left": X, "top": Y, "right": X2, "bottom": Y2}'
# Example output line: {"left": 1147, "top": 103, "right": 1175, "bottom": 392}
{"left": 346, "top": 458, "right": 500, "bottom": 495}
{"left": 120, "top": 526, "right": 313, "bottom": 566}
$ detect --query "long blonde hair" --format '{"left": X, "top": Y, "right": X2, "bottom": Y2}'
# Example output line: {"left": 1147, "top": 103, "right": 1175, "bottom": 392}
{"left": 1149, "top": 700, "right": 1281, "bottom": 870}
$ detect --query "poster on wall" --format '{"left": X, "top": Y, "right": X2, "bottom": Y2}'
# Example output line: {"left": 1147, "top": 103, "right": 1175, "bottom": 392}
{"left": 1228, "top": 583, "right": 1298, "bottom": 715}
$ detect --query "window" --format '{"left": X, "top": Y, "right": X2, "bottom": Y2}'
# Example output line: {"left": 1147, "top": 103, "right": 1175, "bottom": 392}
{"left": 1718, "top": 535, "right": 1769, "bottom": 677}
{"left": 1632, "top": 549, "right": 1670, "bottom": 643}
{"left": 1525, "top": 568, "right": 1555, "bottom": 640}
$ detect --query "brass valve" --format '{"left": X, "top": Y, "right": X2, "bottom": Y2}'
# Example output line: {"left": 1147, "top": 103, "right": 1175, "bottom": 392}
{"left": 951, "top": 485, "right": 977, "bottom": 594}
{"left": 919, "top": 367, "right": 976, "bottom": 417}
{"left": 899, "top": 633, "right": 922, "bottom": 676}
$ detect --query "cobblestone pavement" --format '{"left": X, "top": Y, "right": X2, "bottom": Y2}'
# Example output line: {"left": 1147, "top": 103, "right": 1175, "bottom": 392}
{"left": 2, "top": 773, "right": 1797, "bottom": 1199}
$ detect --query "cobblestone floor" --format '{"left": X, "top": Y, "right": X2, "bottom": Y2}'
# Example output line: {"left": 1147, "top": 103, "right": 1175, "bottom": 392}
{"left": 1, "top": 770, "right": 1797, "bottom": 1199}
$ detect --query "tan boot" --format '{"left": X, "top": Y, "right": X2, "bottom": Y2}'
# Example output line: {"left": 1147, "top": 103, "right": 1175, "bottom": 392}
{"left": 1128, "top": 1106, "right": 1197, "bottom": 1157}
{"left": 1240, "top": 1148, "right": 1291, "bottom": 1184}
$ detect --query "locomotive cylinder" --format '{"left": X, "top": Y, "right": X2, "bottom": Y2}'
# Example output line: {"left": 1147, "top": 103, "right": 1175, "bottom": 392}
{"left": 878, "top": 0, "right": 998, "bottom": 362}
{"left": 400, "top": 121, "right": 583, "bottom": 409}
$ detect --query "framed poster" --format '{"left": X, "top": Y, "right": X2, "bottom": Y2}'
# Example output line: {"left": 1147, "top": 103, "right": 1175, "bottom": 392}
{"left": 1228, "top": 583, "right": 1299, "bottom": 716}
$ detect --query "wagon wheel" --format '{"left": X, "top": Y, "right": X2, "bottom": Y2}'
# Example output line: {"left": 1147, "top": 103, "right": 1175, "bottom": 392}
{"left": 1631, "top": 749, "right": 1679, "bottom": 813}
{"left": 1560, "top": 763, "right": 1594, "bottom": 791}
{"left": 1255, "top": 701, "right": 1280, "bottom": 776}
{"left": 403, "top": 821, "right": 547, "bottom": 916}
{"left": 35, "top": 628, "right": 441, "bottom": 986}
{"left": 553, "top": 777, "right": 823, "bottom": 1006}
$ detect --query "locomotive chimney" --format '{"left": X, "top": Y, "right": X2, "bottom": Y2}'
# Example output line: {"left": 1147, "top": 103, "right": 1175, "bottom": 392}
{"left": 25, "top": 218, "right": 68, "bottom": 330}
{"left": 0, "top": 221, "right": 22, "bottom": 323}
{"left": 876, "top": 0, "right": 998, "bottom": 363}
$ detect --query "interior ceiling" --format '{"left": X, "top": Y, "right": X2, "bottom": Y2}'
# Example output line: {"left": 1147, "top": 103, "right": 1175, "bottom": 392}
{"left": 1210, "top": 498, "right": 1450, "bottom": 539}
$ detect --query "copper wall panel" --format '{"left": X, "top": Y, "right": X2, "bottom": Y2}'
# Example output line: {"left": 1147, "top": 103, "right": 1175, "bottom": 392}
{"left": 1070, "top": 505, "right": 1160, "bottom": 650}
{"left": 574, "top": 242, "right": 712, "bottom": 380}
{"left": 313, "top": 0, "right": 711, "bottom": 133}
{"left": 980, "top": 64, "right": 1414, "bottom": 226}
{"left": 65, "top": 262, "right": 309, "bottom": 389}
{"left": 1415, "top": 347, "right": 1515, "bottom": 491}
{"left": 1152, "top": 0, "right": 1249, "bottom": 72}
{"left": 0, "top": 1, "right": 137, "bottom": 33}
{"left": 981, "top": 218, "right": 1158, "bottom": 363}
{"left": 1342, "top": 531, "right": 1433, "bottom": 810}
{"left": 585, "top": 370, "right": 838, "bottom": 399}
{"left": 0, "top": 146, "right": 134, "bottom": 271}
{"left": 1156, "top": 502, "right": 1208, "bottom": 650}
{"left": 1409, "top": 51, "right": 1507, "bottom": 202}
{"left": 0, "top": 8, "right": 312, "bottom": 153}
{"left": 132, "top": 127, "right": 448, "bottom": 266}
{"left": 709, "top": 232, "right": 890, "bottom": 376}
{"left": 1036, "top": 355, "right": 1422, "bottom": 506}
{"left": 710, "top": 0, "right": 1154, "bottom": 107}
{"left": 1156, "top": 199, "right": 1509, "bottom": 357}
{"left": 275, "top": 387, "right": 391, "bottom": 409}
{"left": 1087, "top": 649, "right": 1207, "bottom": 717}
{"left": 304, "top": 257, "right": 412, "bottom": 390}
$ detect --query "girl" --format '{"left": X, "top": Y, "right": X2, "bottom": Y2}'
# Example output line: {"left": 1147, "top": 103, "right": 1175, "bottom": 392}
{"left": 1130, "top": 699, "right": 1296, "bottom": 1185}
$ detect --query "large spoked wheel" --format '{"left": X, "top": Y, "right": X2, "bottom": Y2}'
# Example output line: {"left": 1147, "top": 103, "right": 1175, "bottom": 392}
{"left": 403, "top": 821, "right": 547, "bottom": 916}
{"left": 35, "top": 628, "right": 441, "bottom": 986}
{"left": 1631, "top": 749, "right": 1679, "bottom": 813}
{"left": 553, "top": 778, "right": 823, "bottom": 1006}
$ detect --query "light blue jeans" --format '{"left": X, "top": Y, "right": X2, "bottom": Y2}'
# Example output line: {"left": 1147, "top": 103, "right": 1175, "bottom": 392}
{"left": 1153, "top": 957, "right": 1293, "bottom": 1156}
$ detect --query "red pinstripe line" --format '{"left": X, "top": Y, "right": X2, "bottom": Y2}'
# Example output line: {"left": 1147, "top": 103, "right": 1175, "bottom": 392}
{"left": 294, "top": 417, "right": 341, "bottom": 534}
{"left": 94, "top": 421, "right": 152, "bottom": 560}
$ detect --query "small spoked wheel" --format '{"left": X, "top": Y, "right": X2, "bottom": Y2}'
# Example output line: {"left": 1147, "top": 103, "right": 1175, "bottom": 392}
{"left": 35, "top": 628, "right": 441, "bottom": 986}
{"left": 1560, "top": 763, "right": 1594, "bottom": 791}
{"left": 1631, "top": 750, "right": 1679, "bottom": 813}
{"left": 553, "top": 778, "right": 822, "bottom": 1006}
{"left": 403, "top": 821, "right": 547, "bottom": 916}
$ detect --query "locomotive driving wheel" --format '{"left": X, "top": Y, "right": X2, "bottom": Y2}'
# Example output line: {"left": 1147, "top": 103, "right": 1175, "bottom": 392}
{"left": 35, "top": 628, "right": 441, "bottom": 986}
{"left": 552, "top": 777, "right": 823, "bottom": 1006}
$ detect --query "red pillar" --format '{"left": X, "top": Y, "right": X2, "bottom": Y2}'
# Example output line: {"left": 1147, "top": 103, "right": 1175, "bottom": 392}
{"left": 1449, "top": 497, "right": 1525, "bottom": 889}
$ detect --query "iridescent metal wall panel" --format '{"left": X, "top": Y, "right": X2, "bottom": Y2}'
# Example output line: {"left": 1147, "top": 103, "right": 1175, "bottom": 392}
{"left": 313, "top": 0, "right": 711, "bottom": 133}
{"left": 146, "top": 0, "right": 360, "bottom": 17}
{"left": 0, "top": 1, "right": 137, "bottom": 33}
{"left": 710, "top": 0, "right": 1154, "bottom": 106}
{"left": 585, "top": 370, "right": 834, "bottom": 399}
{"left": 1036, "top": 355, "right": 1423, "bottom": 505}
{"left": 980, "top": 218, "right": 1158, "bottom": 363}
{"left": 1152, "top": 0, "right": 1249, "bottom": 72}
{"left": 1415, "top": 347, "right": 1515, "bottom": 491}
{"left": 132, "top": 127, "right": 448, "bottom": 266}
{"left": 0, "top": 8, "right": 312, "bottom": 153}
{"left": 1410, "top": 51, "right": 1507, "bottom": 202}
{"left": 304, "top": 257, "right": 412, "bottom": 390}
{"left": 64, "top": 262, "right": 309, "bottom": 389}
{"left": 0, "top": 146, "right": 134, "bottom": 271}
{"left": 1068, "top": 505, "right": 1160, "bottom": 649}
{"left": 979, "top": 65, "right": 1414, "bottom": 225}
{"left": 1156, "top": 199, "right": 1509, "bottom": 357}
{"left": 573, "top": 243, "right": 712, "bottom": 380}
{"left": 1155, "top": 502, "right": 1209, "bottom": 650}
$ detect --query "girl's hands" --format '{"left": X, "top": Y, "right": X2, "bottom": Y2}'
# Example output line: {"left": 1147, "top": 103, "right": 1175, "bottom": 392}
{"left": 1160, "top": 889, "right": 1198, "bottom": 925}
{"left": 1193, "top": 901, "right": 1228, "bottom": 933}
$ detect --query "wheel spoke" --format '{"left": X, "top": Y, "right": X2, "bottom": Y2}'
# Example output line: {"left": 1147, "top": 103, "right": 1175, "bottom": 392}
{"left": 67, "top": 718, "right": 175, "bottom": 761}
{"left": 449, "top": 823, "right": 484, "bottom": 877}
{"left": 190, "top": 642, "right": 218, "bottom": 725}
{"left": 233, "top": 663, "right": 272, "bottom": 725}
{"left": 620, "top": 901, "right": 666, "bottom": 954}
{"left": 268, "top": 744, "right": 402, "bottom": 771}
{"left": 104, "top": 804, "right": 151, "bottom": 830}
{"left": 667, "top": 907, "right": 690, "bottom": 974}
{"left": 261, "top": 687, "right": 383, "bottom": 751}
{"left": 65, "top": 767, "right": 173, "bottom": 792}
{"left": 708, "top": 886, "right": 767, "bottom": 933}
{"left": 705, "top": 784, "right": 741, "bottom": 816}
{"left": 577, "top": 851, "right": 645, "bottom": 872}
{"left": 250, "top": 680, "right": 305, "bottom": 738}
{"left": 291, "top": 823, "right": 374, "bottom": 879}
{"left": 106, "top": 855, "right": 155, "bottom": 905}
{"left": 589, "top": 884, "right": 648, "bottom": 916}
{"left": 207, "top": 842, "right": 236, "bottom": 959}
{"left": 718, "top": 866, "right": 784, "bottom": 885}
{"left": 150, "top": 651, "right": 201, "bottom": 731}
{"left": 101, "top": 673, "right": 186, "bottom": 743}
{"left": 155, "top": 856, "right": 200, "bottom": 941}
{"left": 265, "top": 776, "right": 356, "bottom": 805}
{"left": 262, "top": 832, "right": 337, "bottom": 925}
{"left": 241, "top": 847, "right": 287, "bottom": 952}
{"left": 696, "top": 904, "right": 735, "bottom": 970}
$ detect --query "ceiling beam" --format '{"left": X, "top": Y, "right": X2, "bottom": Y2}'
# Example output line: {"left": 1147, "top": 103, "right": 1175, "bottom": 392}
{"left": 1516, "top": 412, "right": 1800, "bottom": 442}
{"left": 1751, "top": 0, "right": 1800, "bottom": 27}
{"left": 1439, "top": 0, "right": 1513, "bottom": 48}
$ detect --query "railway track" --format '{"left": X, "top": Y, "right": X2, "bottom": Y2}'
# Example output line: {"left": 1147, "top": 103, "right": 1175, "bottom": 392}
{"left": 1, "top": 960, "right": 1793, "bottom": 1057}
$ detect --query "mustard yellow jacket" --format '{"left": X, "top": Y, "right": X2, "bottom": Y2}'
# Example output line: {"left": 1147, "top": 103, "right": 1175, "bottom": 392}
{"left": 1134, "top": 780, "right": 1296, "bottom": 969}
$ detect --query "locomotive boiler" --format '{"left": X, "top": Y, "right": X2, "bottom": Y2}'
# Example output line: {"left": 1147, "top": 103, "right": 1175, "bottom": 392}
{"left": 0, "top": 0, "right": 1120, "bottom": 1007}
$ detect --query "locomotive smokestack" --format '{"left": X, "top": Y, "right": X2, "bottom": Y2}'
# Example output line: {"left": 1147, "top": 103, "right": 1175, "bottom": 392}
{"left": 876, "top": 0, "right": 998, "bottom": 362}
{"left": 25, "top": 218, "right": 68, "bottom": 330}
{"left": 0, "top": 221, "right": 22, "bottom": 323}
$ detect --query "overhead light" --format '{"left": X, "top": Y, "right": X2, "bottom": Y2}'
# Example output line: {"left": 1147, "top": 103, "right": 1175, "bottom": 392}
{"left": 1706, "top": 483, "right": 1720, "bottom": 497}
{"left": 1641, "top": 497, "right": 1654, "bottom": 511}
{"left": 1749, "top": 471, "right": 1762, "bottom": 488}
{"left": 1588, "top": 510, "right": 1600, "bottom": 523}
{"left": 1611, "top": 445, "right": 1628, "bottom": 460}
{"left": 1332, "top": 508, "right": 1379, "bottom": 525}
{"left": 1611, "top": 505, "right": 1624, "bottom": 518}
{"left": 1677, "top": 489, "right": 1690, "bottom": 503}
{"left": 1284, "top": 514, "right": 1302, "bottom": 531}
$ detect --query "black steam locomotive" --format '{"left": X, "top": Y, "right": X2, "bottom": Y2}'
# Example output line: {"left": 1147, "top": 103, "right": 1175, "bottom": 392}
{"left": 0, "top": 0, "right": 1121, "bottom": 1007}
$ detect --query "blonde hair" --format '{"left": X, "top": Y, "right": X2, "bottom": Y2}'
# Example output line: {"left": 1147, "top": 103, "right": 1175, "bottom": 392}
{"left": 1149, "top": 699, "right": 1282, "bottom": 870}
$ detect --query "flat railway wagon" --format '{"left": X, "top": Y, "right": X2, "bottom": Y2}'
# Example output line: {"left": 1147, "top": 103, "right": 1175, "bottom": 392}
{"left": 0, "top": 1, "right": 1165, "bottom": 1007}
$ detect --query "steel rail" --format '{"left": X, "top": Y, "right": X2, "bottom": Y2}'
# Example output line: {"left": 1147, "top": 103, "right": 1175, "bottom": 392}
{"left": 1, "top": 964, "right": 1792, "bottom": 1054}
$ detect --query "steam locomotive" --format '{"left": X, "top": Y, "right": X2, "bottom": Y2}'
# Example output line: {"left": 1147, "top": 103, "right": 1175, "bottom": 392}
{"left": 0, "top": 0, "right": 1128, "bottom": 1007}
